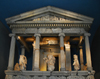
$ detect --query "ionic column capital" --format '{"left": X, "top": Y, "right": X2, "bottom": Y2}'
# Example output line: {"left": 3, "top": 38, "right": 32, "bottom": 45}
{"left": 9, "top": 33, "right": 16, "bottom": 37}
{"left": 59, "top": 33, "right": 65, "bottom": 37}
{"left": 84, "top": 33, "right": 91, "bottom": 36}
{"left": 34, "top": 33, "right": 41, "bottom": 37}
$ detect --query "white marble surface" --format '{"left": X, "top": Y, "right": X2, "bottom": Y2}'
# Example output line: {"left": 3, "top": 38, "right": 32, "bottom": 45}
{"left": 43, "top": 55, "right": 55, "bottom": 71}
{"left": 84, "top": 33, "right": 92, "bottom": 70}
{"left": 8, "top": 34, "right": 16, "bottom": 70}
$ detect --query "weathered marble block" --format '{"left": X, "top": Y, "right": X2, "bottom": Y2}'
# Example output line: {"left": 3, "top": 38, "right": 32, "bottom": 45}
{"left": 12, "top": 75, "right": 32, "bottom": 79}
{"left": 52, "top": 28, "right": 62, "bottom": 33}
{"left": 12, "top": 28, "right": 26, "bottom": 33}
{"left": 78, "top": 71, "right": 88, "bottom": 76}
{"left": 12, "top": 28, "right": 38, "bottom": 34}
{"left": 67, "top": 76, "right": 85, "bottom": 79}
{"left": 63, "top": 28, "right": 85, "bottom": 34}
{"left": 49, "top": 76, "right": 56, "bottom": 79}
{"left": 5, "top": 75, "right": 13, "bottom": 79}
{"left": 86, "top": 75, "right": 94, "bottom": 79}
{"left": 38, "top": 28, "right": 46, "bottom": 33}
{"left": 40, "top": 76, "right": 47, "bottom": 79}
{"left": 60, "top": 76, "right": 66, "bottom": 79}
{"left": 25, "top": 28, "right": 37, "bottom": 33}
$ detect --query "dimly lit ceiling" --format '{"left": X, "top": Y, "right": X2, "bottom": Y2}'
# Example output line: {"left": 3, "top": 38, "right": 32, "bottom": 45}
{"left": 0, "top": 0, "right": 100, "bottom": 44}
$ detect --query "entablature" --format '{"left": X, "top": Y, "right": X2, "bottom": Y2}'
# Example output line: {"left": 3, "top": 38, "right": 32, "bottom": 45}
{"left": 12, "top": 27, "right": 86, "bottom": 36}
{"left": 6, "top": 6, "right": 93, "bottom": 33}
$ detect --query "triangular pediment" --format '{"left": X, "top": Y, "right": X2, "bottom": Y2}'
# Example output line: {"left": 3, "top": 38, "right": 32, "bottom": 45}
{"left": 16, "top": 12, "right": 83, "bottom": 23}
{"left": 6, "top": 6, "right": 93, "bottom": 24}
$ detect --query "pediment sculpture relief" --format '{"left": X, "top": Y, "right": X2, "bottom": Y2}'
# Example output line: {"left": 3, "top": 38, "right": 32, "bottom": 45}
{"left": 33, "top": 15, "right": 71, "bottom": 21}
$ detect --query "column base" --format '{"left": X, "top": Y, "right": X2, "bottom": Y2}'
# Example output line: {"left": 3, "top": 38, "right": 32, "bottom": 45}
{"left": 81, "top": 64, "right": 84, "bottom": 70}
{"left": 7, "top": 67, "right": 13, "bottom": 70}
{"left": 87, "top": 67, "right": 93, "bottom": 71}
{"left": 60, "top": 68, "right": 66, "bottom": 71}
{"left": 33, "top": 68, "right": 40, "bottom": 71}
{"left": 66, "top": 69, "right": 70, "bottom": 71}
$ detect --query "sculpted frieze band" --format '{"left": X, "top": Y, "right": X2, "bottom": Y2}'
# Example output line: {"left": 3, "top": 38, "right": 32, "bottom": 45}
{"left": 12, "top": 28, "right": 86, "bottom": 34}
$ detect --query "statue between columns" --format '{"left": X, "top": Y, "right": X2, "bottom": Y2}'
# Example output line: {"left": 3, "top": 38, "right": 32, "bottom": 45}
{"left": 43, "top": 55, "right": 56, "bottom": 71}
{"left": 73, "top": 54, "right": 80, "bottom": 71}
{"left": 19, "top": 55, "right": 27, "bottom": 70}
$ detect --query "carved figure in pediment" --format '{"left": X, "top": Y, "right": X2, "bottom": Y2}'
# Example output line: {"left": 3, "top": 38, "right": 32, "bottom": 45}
{"left": 73, "top": 54, "right": 80, "bottom": 71}
{"left": 19, "top": 55, "right": 27, "bottom": 70}
{"left": 33, "top": 15, "right": 69, "bottom": 21}
{"left": 14, "top": 63, "right": 20, "bottom": 71}
{"left": 43, "top": 54, "right": 55, "bottom": 71}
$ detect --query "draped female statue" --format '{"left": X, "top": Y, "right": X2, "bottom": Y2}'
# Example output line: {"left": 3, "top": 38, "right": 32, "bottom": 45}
{"left": 43, "top": 54, "right": 55, "bottom": 71}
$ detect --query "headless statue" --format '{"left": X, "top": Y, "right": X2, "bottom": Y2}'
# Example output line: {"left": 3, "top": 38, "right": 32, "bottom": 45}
{"left": 73, "top": 54, "right": 80, "bottom": 71}
{"left": 19, "top": 55, "right": 27, "bottom": 70}
{"left": 43, "top": 54, "right": 55, "bottom": 71}
{"left": 14, "top": 63, "right": 20, "bottom": 71}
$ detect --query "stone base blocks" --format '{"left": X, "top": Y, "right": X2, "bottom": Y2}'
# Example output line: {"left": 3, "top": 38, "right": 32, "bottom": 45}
{"left": 5, "top": 71, "right": 95, "bottom": 79}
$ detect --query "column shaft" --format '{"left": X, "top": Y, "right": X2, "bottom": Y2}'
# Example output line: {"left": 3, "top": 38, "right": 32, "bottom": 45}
{"left": 59, "top": 33, "right": 65, "bottom": 71}
{"left": 85, "top": 33, "right": 92, "bottom": 70}
{"left": 32, "top": 41, "right": 35, "bottom": 70}
{"left": 65, "top": 44, "right": 71, "bottom": 71}
{"left": 33, "top": 34, "right": 40, "bottom": 71}
{"left": 80, "top": 48, "right": 84, "bottom": 70}
{"left": 8, "top": 34, "right": 16, "bottom": 70}
{"left": 21, "top": 46, "right": 25, "bottom": 55}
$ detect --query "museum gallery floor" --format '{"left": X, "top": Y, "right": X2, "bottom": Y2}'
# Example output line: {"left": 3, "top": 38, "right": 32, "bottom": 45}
{"left": 5, "top": 6, "right": 95, "bottom": 79}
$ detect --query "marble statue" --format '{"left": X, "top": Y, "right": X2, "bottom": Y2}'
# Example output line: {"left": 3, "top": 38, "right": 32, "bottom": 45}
{"left": 43, "top": 54, "right": 55, "bottom": 71}
{"left": 14, "top": 63, "right": 20, "bottom": 71}
{"left": 73, "top": 54, "right": 80, "bottom": 71}
{"left": 19, "top": 55, "right": 27, "bottom": 70}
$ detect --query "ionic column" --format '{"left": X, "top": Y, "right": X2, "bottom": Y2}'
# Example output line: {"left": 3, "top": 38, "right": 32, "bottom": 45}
{"left": 32, "top": 41, "right": 35, "bottom": 71}
{"left": 84, "top": 33, "right": 92, "bottom": 70}
{"left": 7, "top": 34, "right": 16, "bottom": 70}
{"left": 79, "top": 46, "right": 84, "bottom": 70}
{"left": 59, "top": 33, "right": 66, "bottom": 71}
{"left": 65, "top": 43, "right": 71, "bottom": 71}
{"left": 21, "top": 46, "right": 25, "bottom": 55}
{"left": 33, "top": 34, "right": 41, "bottom": 71}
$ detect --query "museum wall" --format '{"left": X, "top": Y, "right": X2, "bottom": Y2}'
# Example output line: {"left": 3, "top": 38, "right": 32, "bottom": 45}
{"left": 0, "top": 21, "right": 18, "bottom": 79}
{"left": 91, "top": 26, "right": 100, "bottom": 79}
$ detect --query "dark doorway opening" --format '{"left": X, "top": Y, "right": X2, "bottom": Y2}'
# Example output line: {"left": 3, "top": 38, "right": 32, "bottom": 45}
{"left": 54, "top": 57, "right": 59, "bottom": 71}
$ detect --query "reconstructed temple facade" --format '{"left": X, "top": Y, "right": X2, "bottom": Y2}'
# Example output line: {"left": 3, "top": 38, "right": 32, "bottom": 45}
{"left": 5, "top": 6, "right": 95, "bottom": 79}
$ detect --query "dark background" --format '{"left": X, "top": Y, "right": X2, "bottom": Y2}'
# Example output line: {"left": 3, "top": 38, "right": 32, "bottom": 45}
{"left": 0, "top": 0, "right": 100, "bottom": 79}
